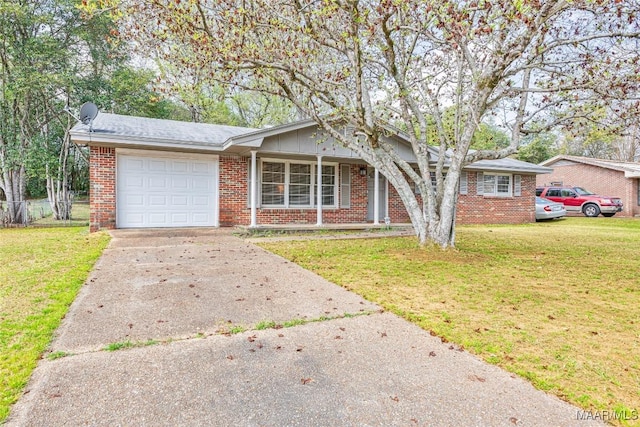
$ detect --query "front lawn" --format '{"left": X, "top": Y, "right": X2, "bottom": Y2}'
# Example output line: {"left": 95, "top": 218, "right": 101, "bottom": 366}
{"left": 0, "top": 228, "right": 110, "bottom": 422}
{"left": 259, "top": 217, "right": 640, "bottom": 425}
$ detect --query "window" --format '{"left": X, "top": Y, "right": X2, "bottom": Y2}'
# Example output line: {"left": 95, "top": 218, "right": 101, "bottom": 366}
{"left": 261, "top": 162, "right": 285, "bottom": 205}
{"left": 260, "top": 160, "right": 338, "bottom": 208}
{"left": 289, "top": 163, "right": 311, "bottom": 205}
{"left": 513, "top": 175, "right": 521, "bottom": 196}
{"left": 482, "top": 173, "right": 512, "bottom": 197}
{"left": 315, "top": 165, "right": 336, "bottom": 206}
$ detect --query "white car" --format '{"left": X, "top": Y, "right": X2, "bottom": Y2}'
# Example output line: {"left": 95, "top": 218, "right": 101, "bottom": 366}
{"left": 535, "top": 197, "right": 566, "bottom": 221}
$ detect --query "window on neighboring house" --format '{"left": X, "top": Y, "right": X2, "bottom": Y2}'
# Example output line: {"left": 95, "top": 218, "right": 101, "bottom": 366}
{"left": 480, "top": 173, "right": 512, "bottom": 197}
{"left": 260, "top": 160, "right": 337, "bottom": 208}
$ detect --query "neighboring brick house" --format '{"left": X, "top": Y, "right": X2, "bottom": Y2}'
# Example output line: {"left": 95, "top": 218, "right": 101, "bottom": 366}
{"left": 70, "top": 113, "right": 550, "bottom": 232}
{"left": 538, "top": 155, "right": 640, "bottom": 217}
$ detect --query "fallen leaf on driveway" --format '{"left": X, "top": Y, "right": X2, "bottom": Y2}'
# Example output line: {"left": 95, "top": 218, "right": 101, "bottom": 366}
{"left": 468, "top": 374, "right": 486, "bottom": 382}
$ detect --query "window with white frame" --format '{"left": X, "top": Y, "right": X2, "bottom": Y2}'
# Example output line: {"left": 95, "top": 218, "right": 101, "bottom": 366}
{"left": 261, "top": 162, "right": 286, "bottom": 205}
{"left": 482, "top": 173, "right": 512, "bottom": 196}
{"left": 289, "top": 163, "right": 312, "bottom": 205}
{"left": 260, "top": 160, "right": 338, "bottom": 208}
{"left": 315, "top": 165, "right": 336, "bottom": 206}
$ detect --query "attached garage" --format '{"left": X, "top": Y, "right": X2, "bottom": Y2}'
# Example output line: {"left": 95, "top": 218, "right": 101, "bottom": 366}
{"left": 116, "top": 150, "right": 219, "bottom": 228}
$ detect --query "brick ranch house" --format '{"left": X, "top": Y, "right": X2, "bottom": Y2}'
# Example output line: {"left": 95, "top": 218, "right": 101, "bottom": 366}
{"left": 70, "top": 113, "right": 552, "bottom": 232}
{"left": 538, "top": 155, "right": 640, "bottom": 217}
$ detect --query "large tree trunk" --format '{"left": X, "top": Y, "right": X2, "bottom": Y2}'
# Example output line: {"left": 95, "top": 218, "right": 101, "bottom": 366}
{"left": 1, "top": 166, "right": 28, "bottom": 225}
{"left": 377, "top": 156, "right": 461, "bottom": 249}
{"left": 46, "top": 131, "right": 73, "bottom": 221}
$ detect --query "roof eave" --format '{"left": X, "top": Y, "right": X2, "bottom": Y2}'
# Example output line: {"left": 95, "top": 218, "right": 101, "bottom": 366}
{"left": 223, "top": 137, "right": 265, "bottom": 151}
{"left": 70, "top": 131, "right": 225, "bottom": 153}
{"left": 464, "top": 164, "right": 553, "bottom": 174}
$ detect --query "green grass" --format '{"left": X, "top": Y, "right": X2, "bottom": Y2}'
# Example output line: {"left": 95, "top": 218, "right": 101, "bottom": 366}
{"left": 259, "top": 217, "right": 640, "bottom": 426}
{"left": 103, "top": 339, "right": 158, "bottom": 352}
{"left": 255, "top": 320, "right": 277, "bottom": 330}
{"left": 0, "top": 227, "right": 110, "bottom": 422}
{"left": 228, "top": 325, "right": 247, "bottom": 334}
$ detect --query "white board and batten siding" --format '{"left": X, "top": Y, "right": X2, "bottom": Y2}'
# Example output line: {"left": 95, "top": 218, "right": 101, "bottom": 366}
{"left": 116, "top": 149, "right": 219, "bottom": 228}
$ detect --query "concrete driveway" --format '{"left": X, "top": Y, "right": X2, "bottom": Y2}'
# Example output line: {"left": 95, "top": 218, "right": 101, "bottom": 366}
{"left": 7, "top": 229, "right": 601, "bottom": 426}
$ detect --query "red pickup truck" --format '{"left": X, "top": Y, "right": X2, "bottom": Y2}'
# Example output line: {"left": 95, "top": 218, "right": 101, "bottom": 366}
{"left": 536, "top": 186, "right": 623, "bottom": 217}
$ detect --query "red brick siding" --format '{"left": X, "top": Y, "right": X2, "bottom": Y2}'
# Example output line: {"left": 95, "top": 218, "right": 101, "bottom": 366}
{"left": 386, "top": 172, "right": 535, "bottom": 225}
{"left": 537, "top": 164, "right": 638, "bottom": 217}
{"left": 219, "top": 155, "right": 249, "bottom": 226}
{"left": 457, "top": 173, "right": 536, "bottom": 224}
{"left": 89, "top": 146, "right": 116, "bottom": 231}
{"left": 387, "top": 184, "right": 410, "bottom": 223}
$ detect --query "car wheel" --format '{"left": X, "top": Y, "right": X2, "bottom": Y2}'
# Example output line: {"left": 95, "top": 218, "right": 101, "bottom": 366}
{"left": 583, "top": 204, "right": 600, "bottom": 217}
{"left": 602, "top": 213, "right": 616, "bottom": 217}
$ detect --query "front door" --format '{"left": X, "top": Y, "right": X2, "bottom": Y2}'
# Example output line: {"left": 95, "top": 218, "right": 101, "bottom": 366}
{"left": 367, "top": 168, "right": 387, "bottom": 221}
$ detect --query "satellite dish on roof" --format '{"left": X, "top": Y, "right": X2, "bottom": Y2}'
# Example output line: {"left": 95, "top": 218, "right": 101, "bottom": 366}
{"left": 79, "top": 102, "right": 98, "bottom": 125}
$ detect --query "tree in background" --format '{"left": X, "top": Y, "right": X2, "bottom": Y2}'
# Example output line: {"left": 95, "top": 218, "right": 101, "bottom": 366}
{"left": 153, "top": 49, "right": 298, "bottom": 126}
{"left": 517, "top": 133, "right": 559, "bottom": 165}
{"left": 0, "top": 0, "right": 82, "bottom": 223}
{"left": 230, "top": 91, "right": 299, "bottom": 128}
{"left": 555, "top": 106, "right": 640, "bottom": 162}
{"left": 611, "top": 124, "right": 640, "bottom": 162}
{"left": 86, "top": 1, "right": 640, "bottom": 246}
{"left": 0, "top": 0, "right": 194, "bottom": 223}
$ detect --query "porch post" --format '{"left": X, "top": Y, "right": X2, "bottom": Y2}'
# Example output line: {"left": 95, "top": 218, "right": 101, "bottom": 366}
{"left": 316, "top": 155, "right": 323, "bottom": 226}
{"left": 250, "top": 150, "right": 257, "bottom": 228}
{"left": 373, "top": 168, "right": 380, "bottom": 225}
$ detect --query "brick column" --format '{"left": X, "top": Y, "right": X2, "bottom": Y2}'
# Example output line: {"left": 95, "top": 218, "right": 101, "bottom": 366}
{"left": 89, "top": 146, "right": 116, "bottom": 231}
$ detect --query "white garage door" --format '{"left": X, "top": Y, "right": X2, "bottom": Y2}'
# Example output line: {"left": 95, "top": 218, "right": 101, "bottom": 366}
{"left": 116, "top": 151, "right": 219, "bottom": 228}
